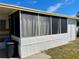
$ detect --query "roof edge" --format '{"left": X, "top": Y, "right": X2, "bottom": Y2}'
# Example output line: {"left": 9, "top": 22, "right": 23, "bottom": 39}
{"left": 0, "top": 3, "right": 79, "bottom": 20}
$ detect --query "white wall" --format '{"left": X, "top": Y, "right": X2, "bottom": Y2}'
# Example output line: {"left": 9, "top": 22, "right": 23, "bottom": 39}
{"left": 20, "top": 34, "right": 69, "bottom": 58}
{"left": 68, "top": 19, "right": 76, "bottom": 40}
{"left": 20, "top": 19, "right": 77, "bottom": 58}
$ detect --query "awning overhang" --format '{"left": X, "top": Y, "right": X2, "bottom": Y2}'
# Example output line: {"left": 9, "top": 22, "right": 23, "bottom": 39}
{"left": 0, "top": 3, "right": 79, "bottom": 20}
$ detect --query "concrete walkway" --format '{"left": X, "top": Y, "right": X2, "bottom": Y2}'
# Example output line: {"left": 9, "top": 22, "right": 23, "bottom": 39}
{"left": 23, "top": 53, "right": 51, "bottom": 59}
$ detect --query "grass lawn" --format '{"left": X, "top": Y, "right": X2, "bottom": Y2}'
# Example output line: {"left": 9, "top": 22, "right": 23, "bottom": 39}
{"left": 46, "top": 38, "right": 79, "bottom": 59}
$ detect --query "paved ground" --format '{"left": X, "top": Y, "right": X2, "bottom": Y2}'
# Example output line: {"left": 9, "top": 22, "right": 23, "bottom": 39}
{"left": 0, "top": 53, "right": 51, "bottom": 59}
{"left": 23, "top": 53, "right": 51, "bottom": 59}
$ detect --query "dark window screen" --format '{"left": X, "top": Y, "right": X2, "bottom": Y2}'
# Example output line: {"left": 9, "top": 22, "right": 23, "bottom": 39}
{"left": 9, "top": 11, "right": 20, "bottom": 37}
{"left": 9, "top": 14, "right": 14, "bottom": 35}
{"left": 52, "top": 17, "right": 60, "bottom": 34}
{"left": 61, "top": 18, "right": 67, "bottom": 33}
{"left": 14, "top": 11, "right": 20, "bottom": 37}
{"left": 21, "top": 11, "right": 51, "bottom": 37}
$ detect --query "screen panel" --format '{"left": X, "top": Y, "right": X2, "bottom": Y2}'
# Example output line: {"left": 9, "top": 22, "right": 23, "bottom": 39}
{"left": 61, "top": 18, "right": 67, "bottom": 33}
{"left": 52, "top": 17, "right": 60, "bottom": 34}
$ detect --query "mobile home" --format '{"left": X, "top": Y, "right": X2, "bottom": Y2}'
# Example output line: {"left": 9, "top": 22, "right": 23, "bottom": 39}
{"left": 0, "top": 3, "right": 78, "bottom": 58}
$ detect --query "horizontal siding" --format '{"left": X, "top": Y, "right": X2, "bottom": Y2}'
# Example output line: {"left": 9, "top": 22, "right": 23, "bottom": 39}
{"left": 21, "top": 33, "right": 70, "bottom": 58}
{"left": 21, "top": 34, "right": 68, "bottom": 46}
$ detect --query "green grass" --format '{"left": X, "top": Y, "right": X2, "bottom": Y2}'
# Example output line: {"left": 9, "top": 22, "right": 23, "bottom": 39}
{"left": 46, "top": 38, "right": 79, "bottom": 59}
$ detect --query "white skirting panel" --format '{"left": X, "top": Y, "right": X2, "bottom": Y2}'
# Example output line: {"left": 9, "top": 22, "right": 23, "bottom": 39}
{"left": 20, "top": 33, "right": 70, "bottom": 58}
